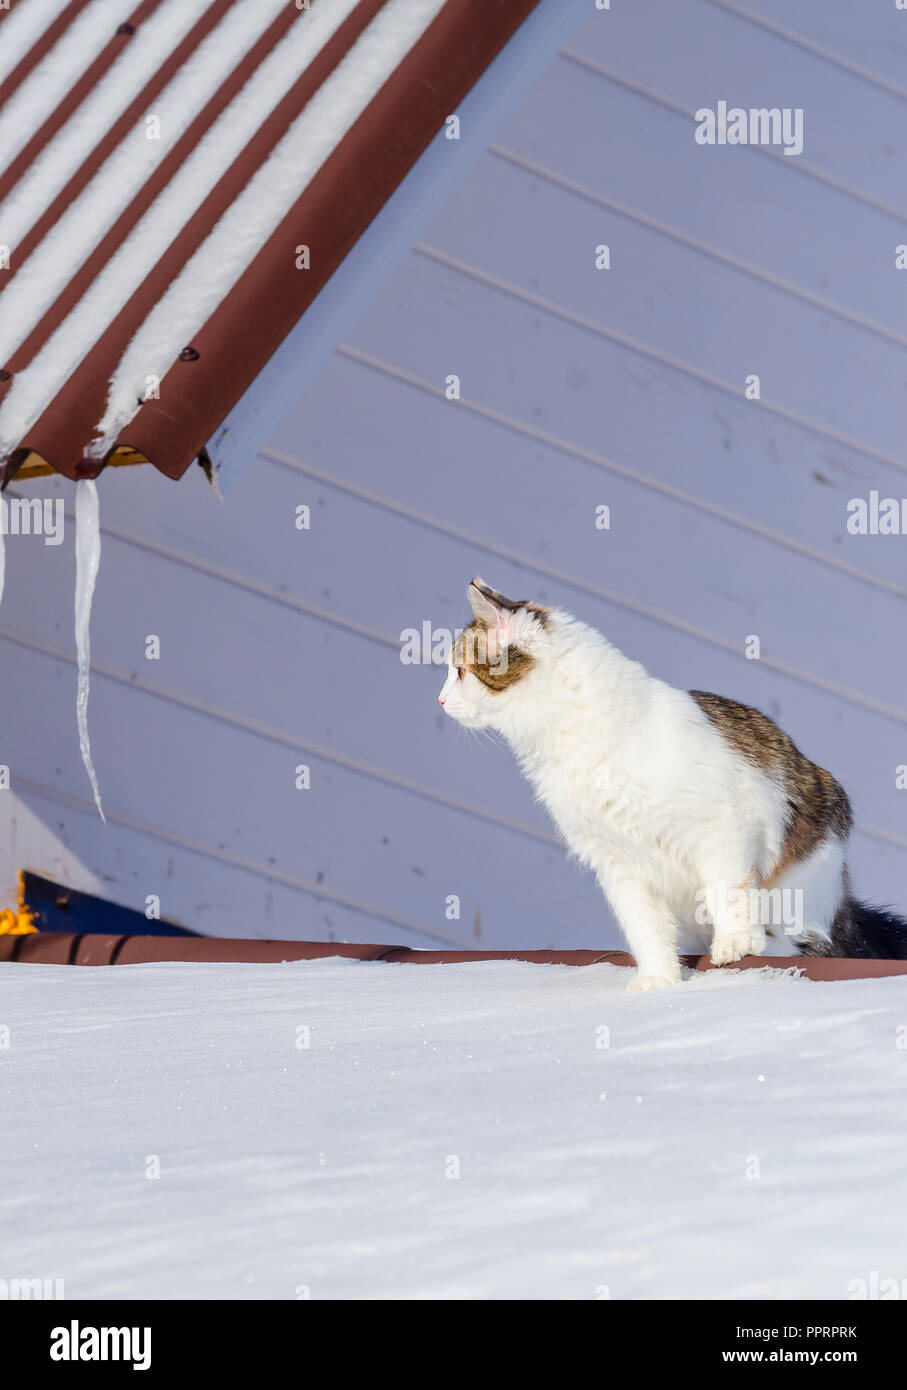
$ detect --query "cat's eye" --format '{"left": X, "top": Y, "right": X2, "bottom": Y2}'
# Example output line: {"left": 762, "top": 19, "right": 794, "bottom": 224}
{"left": 456, "top": 666, "right": 465, "bottom": 681}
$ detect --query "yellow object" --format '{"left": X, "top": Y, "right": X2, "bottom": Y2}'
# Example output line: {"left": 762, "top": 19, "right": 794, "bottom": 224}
{"left": 0, "top": 873, "right": 37, "bottom": 934}
{"left": 11, "top": 445, "right": 149, "bottom": 481}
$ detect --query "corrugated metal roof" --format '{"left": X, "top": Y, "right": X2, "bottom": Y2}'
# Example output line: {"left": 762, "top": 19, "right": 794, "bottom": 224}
{"left": 0, "top": 0, "right": 540, "bottom": 485}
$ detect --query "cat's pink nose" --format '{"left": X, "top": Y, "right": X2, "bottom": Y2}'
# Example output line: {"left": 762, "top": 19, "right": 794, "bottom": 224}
{"left": 438, "top": 695, "right": 445, "bottom": 706}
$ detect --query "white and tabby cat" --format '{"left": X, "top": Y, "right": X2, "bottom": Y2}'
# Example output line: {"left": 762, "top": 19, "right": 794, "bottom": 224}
{"left": 438, "top": 579, "right": 907, "bottom": 989}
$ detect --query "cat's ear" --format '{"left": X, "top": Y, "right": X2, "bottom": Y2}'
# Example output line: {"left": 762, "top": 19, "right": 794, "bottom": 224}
{"left": 468, "top": 578, "right": 510, "bottom": 632}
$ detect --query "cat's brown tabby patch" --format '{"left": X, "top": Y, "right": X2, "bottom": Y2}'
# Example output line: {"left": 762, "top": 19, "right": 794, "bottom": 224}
{"left": 690, "top": 690, "right": 852, "bottom": 876}
{"left": 453, "top": 624, "right": 534, "bottom": 692}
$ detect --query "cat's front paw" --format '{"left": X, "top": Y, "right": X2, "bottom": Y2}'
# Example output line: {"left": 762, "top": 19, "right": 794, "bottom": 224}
{"left": 625, "top": 971, "right": 680, "bottom": 993}
{"left": 710, "top": 927, "right": 766, "bottom": 965}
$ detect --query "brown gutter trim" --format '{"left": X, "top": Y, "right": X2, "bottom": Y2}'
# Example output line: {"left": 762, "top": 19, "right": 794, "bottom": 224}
{"left": 378, "top": 948, "right": 629, "bottom": 965}
{"left": 3, "top": 934, "right": 907, "bottom": 981}
{"left": 119, "top": 0, "right": 543, "bottom": 479}
{"left": 0, "top": 934, "right": 397, "bottom": 966}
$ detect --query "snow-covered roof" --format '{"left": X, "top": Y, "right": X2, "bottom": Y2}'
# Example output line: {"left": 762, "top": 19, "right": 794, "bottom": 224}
{"left": 4, "top": 953, "right": 906, "bottom": 1298}
{"left": 0, "top": 0, "right": 539, "bottom": 485}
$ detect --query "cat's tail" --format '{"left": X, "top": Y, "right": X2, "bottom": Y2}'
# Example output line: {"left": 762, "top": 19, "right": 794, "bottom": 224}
{"left": 803, "top": 898, "right": 907, "bottom": 959}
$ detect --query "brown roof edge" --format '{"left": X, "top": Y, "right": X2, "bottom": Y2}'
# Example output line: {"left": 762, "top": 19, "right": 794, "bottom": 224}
{"left": 0, "top": 0, "right": 543, "bottom": 482}
{"left": 118, "top": 0, "right": 543, "bottom": 479}
{"left": 2, "top": 935, "right": 907, "bottom": 981}
{"left": 0, "top": 0, "right": 305, "bottom": 481}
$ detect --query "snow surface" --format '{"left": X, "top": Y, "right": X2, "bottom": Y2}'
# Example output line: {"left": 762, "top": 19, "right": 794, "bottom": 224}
{"left": 1, "top": 956, "right": 906, "bottom": 1300}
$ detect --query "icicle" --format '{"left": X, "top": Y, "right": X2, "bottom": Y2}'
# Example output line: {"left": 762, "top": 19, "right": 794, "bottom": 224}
{"left": 74, "top": 479, "right": 105, "bottom": 821}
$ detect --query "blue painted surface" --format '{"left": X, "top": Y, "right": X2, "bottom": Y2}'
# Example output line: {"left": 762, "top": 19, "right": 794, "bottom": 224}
{"left": 22, "top": 871, "right": 198, "bottom": 936}
{"left": 1, "top": 0, "right": 905, "bottom": 947}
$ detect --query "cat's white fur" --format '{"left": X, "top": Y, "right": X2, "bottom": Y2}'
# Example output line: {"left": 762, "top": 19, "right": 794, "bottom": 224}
{"left": 439, "top": 586, "right": 844, "bottom": 989}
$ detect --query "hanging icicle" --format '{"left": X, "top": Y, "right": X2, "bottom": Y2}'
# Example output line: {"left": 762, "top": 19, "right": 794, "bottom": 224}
{"left": 74, "top": 478, "right": 105, "bottom": 821}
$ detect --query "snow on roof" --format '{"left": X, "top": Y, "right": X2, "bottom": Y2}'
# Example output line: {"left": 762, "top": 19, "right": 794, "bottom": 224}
{"left": 0, "top": 0, "right": 540, "bottom": 485}
{"left": 3, "top": 953, "right": 906, "bottom": 1297}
